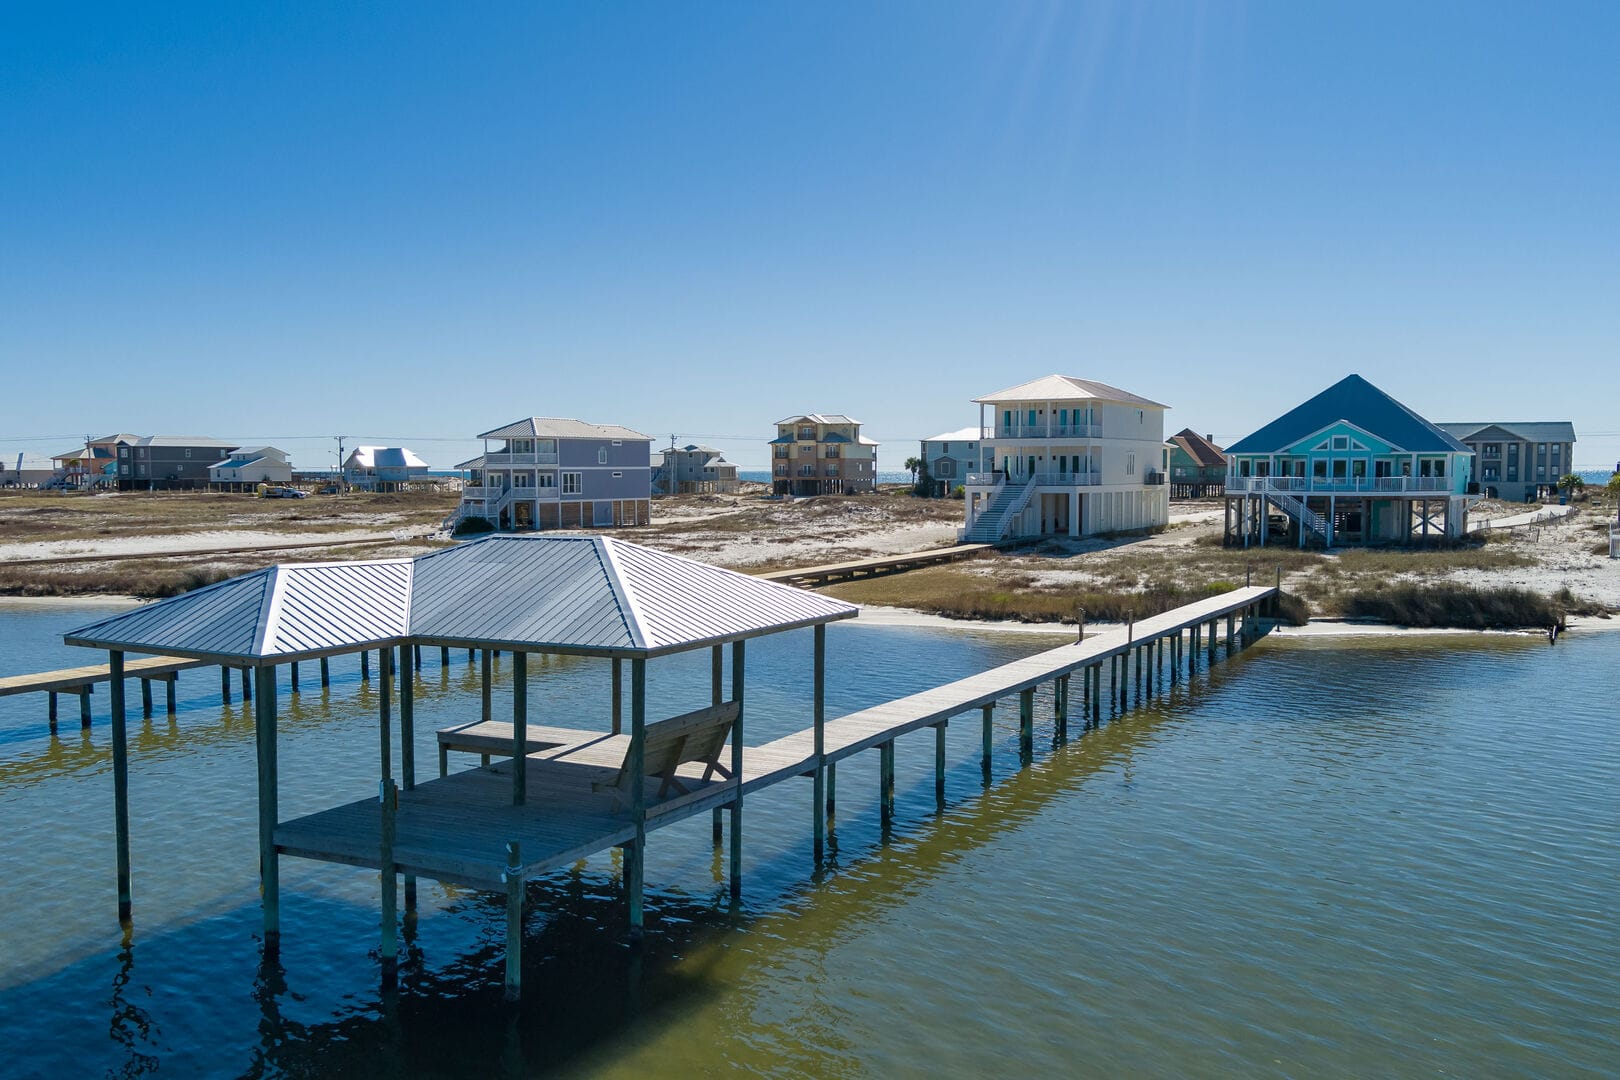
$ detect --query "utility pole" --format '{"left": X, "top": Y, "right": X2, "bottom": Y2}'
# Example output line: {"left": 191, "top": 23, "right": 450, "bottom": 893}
{"left": 335, "top": 435, "right": 347, "bottom": 492}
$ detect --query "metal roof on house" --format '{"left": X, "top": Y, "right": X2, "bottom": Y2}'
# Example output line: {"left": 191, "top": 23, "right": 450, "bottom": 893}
{"left": 211, "top": 455, "right": 272, "bottom": 470}
{"left": 453, "top": 455, "right": 486, "bottom": 470}
{"left": 1226, "top": 375, "right": 1471, "bottom": 456}
{"left": 775, "top": 414, "right": 862, "bottom": 427}
{"left": 65, "top": 535, "right": 858, "bottom": 662}
{"left": 922, "top": 426, "right": 990, "bottom": 444}
{"left": 135, "top": 436, "right": 240, "bottom": 449}
{"left": 973, "top": 375, "right": 1168, "bottom": 409}
{"left": 347, "top": 446, "right": 429, "bottom": 470}
{"left": 479, "top": 418, "right": 651, "bottom": 442}
{"left": 1169, "top": 429, "right": 1227, "bottom": 468}
{"left": 1436, "top": 421, "right": 1577, "bottom": 444}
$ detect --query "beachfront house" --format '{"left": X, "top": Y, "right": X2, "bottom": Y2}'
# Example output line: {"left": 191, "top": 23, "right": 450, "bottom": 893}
{"left": 652, "top": 444, "right": 740, "bottom": 495}
{"left": 118, "top": 436, "right": 240, "bottom": 491}
{"left": 1, "top": 453, "right": 57, "bottom": 487}
{"left": 1436, "top": 422, "right": 1577, "bottom": 503}
{"left": 455, "top": 417, "right": 652, "bottom": 531}
{"left": 343, "top": 446, "right": 431, "bottom": 492}
{"left": 919, "top": 426, "right": 991, "bottom": 497}
{"left": 1224, "top": 374, "right": 1476, "bottom": 547}
{"left": 49, "top": 433, "right": 137, "bottom": 489}
{"left": 1168, "top": 430, "right": 1228, "bottom": 498}
{"left": 771, "top": 415, "right": 878, "bottom": 496}
{"left": 962, "top": 375, "right": 1170, "bottom": 542}
{"left": 208, "top": 446, "right": 293, "bottom": 489}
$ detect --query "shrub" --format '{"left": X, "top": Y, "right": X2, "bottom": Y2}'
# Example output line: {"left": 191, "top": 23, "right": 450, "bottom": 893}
{"left": 453, "top": 515, "right": 494, "bottom": 536}
{"left": 1342, "top": 583, "right": 1566, "bottom": 629}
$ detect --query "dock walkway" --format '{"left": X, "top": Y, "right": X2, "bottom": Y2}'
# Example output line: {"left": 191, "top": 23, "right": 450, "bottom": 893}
{"left": 315, "top": 584, "right": 1279, "bottom": 891}
{"left": 755, "top": 543, "right": 990, "bottom": 587}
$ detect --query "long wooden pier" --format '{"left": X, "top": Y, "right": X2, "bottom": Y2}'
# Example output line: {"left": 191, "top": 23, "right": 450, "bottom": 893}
{"left": 755, "top": 543, "right": 990, "bottom": 587}
{"left": 272, "top": 585, "right": 1278, "bottom": 975}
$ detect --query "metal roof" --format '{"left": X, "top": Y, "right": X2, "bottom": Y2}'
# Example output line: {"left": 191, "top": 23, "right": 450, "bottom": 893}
{"left": 478, "top": 417, "right": 652, "bottom": 442}
{"left": 1227, "top": 375, "right": 1471, "bottom": 456}
{"left": 775, "top": 414, "right": 862, "bottom": 427}
{"left": 973, "top": 375, "right": 1168, "bottom": 409}
{"left": 922, "top": 426, "right": 990, "bottom": 444}
{"left": 65, "top": 535, "right": 857, "bottom": 663}
{"left": 346, "top": 446, "right": 430, "bottom": 469}
{"left": 135, "top": 435, "right": 240, "bottom": 449}
{"left": 1436, "top": 421, "right": 1577, "bottom": 444}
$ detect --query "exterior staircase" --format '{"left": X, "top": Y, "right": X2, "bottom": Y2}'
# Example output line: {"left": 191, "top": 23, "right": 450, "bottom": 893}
{"left": 964, "top": 479, "right": 1037, "bottom": 543}
{"left": 1263, "top": 489, "right": 1329, "bottom": 546}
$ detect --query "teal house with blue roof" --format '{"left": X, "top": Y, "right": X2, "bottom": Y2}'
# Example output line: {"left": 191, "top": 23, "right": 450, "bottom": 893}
{"left": 1223, "top": 375, "right": 1476, "bottom": 547}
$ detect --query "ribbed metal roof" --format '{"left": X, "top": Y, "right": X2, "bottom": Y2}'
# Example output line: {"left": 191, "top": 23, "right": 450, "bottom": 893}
{"left": 478, "top": 417, "right": 651, "bottom": 441}
{"left": 65, "top": 536, "right": 857, "bottom": 662}
{"left": 1227, "top": 375, "right": 1470, "bottom": 456}
{"left": 973, "top": 374, "right": 1168, "bottom": 409}
{"left": 1437, "top": 421, "right": 1577, "bottom": 444}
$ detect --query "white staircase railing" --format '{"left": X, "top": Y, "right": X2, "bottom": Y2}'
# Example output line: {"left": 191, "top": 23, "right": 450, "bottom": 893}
{"left": 966, "top": 478, "right": 1038, "bottom": 542}
{"left": 1264, "top": 490, "right": 1328, "bottom": 543}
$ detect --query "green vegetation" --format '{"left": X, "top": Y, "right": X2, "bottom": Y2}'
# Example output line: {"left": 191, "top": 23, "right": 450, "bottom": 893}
{"left": 1339, "top": 583, "right": 1595, "bottom": 630}
{"left": 1559, "top": 473, "right": 1585, "bottom": 501}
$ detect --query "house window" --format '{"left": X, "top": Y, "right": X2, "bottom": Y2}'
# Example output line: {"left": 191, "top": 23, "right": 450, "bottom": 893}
{"left": 1239, "top": 460, "right": 1251, "bottom": 477}
{"left": 562, "top": 472, "right": 582, "bottom": 494}
{"left": 184, "top": 449, "right": 192, "bottom": 459}
{"left": 1332, "top": 460, "right": 1347, "bottom": 479}
{"left": 1027, "top": 409, "right": 1037, "bottom": 427}
{"left": 612, "top": 439, "right": 622, "bottom": 447}
{"left": 514, "top": 473, "right": 532, "bottom": 487}
{"left": 1352, "top": 460, "right": 1367, "bottom": 479}
{"left": 1332, "top": 436, "right": 1348, "bottom": 450}
{"left": 1314, "top": 460, "right": 1328, "bottom": 479}
{"left": 538, "top": 473, "right": 555, "bottom": 488}
{"left": 1126, "top": 452, "right": 1136, "bottom": 476}
{"left": 612, "top": 471, "right": 623, "bottom": 478}
{"left": 598, "top": 448, "right": 608, "bottom": 464}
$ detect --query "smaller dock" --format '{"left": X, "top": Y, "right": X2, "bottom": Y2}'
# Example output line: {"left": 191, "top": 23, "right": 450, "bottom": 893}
{"left": 0, "top": 655, "right": 205, "bottom": 729}
{"left": 756, "top": 543, "right": 990, "bottom": 587}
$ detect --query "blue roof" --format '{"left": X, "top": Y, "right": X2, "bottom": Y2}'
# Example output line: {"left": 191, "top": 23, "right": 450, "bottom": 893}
{"left": 1226, "top": 375, "right": 1471, "bottom": 456}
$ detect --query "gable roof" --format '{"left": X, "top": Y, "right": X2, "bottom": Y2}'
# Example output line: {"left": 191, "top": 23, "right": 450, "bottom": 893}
{"left": 347, "top": 446, "right": 429, "bottom": 470}
{"left": 135, "top": 435, "right": 239, "bottom": 449}
{"left": 973, "top": 374, "right": 1168, "bottom": 409}
{"left": 479, "top": 417, "right": 651, "bottom": 441}
{"left": 775, "top": 414, "right": 861, "bottom": 427}
{"left": 1436, "top": 421, "right": 1577, "bottom": 444}
{"left": 923, "top": 426, "right": 990, "bottom": 444}
{"left": 1169, "top": 429, "right": 1227, "bottom": 467}
{"left": 1226, "top": 375, "right": 1470, "bottom": 456}
{"left": 65, "top": 535, "right": 858, "bottom": 662}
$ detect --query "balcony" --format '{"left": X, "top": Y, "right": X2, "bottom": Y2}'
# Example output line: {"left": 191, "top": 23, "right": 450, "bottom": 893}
{"left": 485, "top": 452, "right": 559, "bottom": 466}
{"left": 1226, "top": 475, "right": 1454, "bottom": 495}
{"left": 994, "top": 423, "right": 1100, "bottom": 440}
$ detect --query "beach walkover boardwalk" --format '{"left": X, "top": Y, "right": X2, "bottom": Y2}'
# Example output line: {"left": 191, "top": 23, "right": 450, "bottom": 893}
{"left": 57, "top": 534, "right": 1277, "bottom": 1000}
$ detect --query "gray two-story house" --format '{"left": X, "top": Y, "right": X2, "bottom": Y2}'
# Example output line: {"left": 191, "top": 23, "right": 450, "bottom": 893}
{"left": 455, "top": 417, "right": 652, "bottom": 531}
{"left": 118, "top": 436, "right": 240, "bottom": 490}
{"left": 1436, "top": 422, "right": 1577, "bottom": 502}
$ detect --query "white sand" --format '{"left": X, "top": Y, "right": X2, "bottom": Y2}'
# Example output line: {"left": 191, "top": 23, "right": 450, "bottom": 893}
{"left": 0, "top": 528, "right": 414, "bottom": 562}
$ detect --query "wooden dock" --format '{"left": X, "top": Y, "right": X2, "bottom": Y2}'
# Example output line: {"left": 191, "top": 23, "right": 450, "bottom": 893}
{"left": 275, "top": 585, "right": 1279, "bottom": 898}
{"left": 0, "top": 655, "right": 207, "bottom": 729}
{"left": 755, "top": 543, "right": 990, "bottom": 587}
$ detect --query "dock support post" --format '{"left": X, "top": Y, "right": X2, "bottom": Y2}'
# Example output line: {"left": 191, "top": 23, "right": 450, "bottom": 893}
{"left": 254, "top": 665, "right": 279, "bottom": 947}
{"left": 242, "top": 668, "right": 251, "bottom": 703}
{"left": 981, "top": 702, "right": 994, "bottom": 776}
{"left": 361, "top": 650, "right": 370, "bottom": 681}
{"left": 630, "top": 656, "right": 648, "bottom": 935}
{"left": 399, "top": 644, "right": 416, "bottom": 914}
{"left": 879, "top": 740, "right": 895, "bottom": 828}
{"left": 1208, "top": 620, "right": 1217, "bottom": 662}
{"left": 1019, "top": 687, "right": 1034, "bottom": 760}
{"left": 289, "top": 662, "right": 299, "bottom": 694}
{"left": 1055, "top": 674, "right": 1069, "bottom": 737}
{"left": 935, "top": 723, "right": 947, "bottom": 806}
{"left": 512, "top": 652, "right": 527, "bottom": 806}
{"left": 504, "top": 842, "right": 523, "bottom": 1000}
{"left": 1226, "top": 613, "right": 1236, "bottom": 649}
{"left": 827, "top": 762, "right": 837, "bottom": 814}
{"left": 80, "top": 686, "right": 92, "bottom": 728}
{"left": 481, "top": 649, "right": 492, "bottom": 725}
{"left": 165, "top": 676, "right": 176, "bottom": 717}
{"left": 413, "top": 644, "right": 421, "bottom": 671}
{"left": 110, "top": 651, "right": 131, "bottom": 924}
{"left": 813, "top": 625, "right": 826, "bottom": 861}
{"left": 140, "top": 679, "right": 153, "bottom": 719}
{"left": 320, "top": 657, "right": 330, "bottom": 688}
{"left": 1091, "top": 664, "right": 1101, "bottom": 724}
{"left": 1120, "top": 651, "right": 1130, "bottom": 711}
{"left": 379, "top": 777, "right": 398, "bottom": 982}
{"left": 710, "top": 647, "right": 723, "bottom": 845}
{"left": 221, "top": 665, "right": 232, "bottom": 704}
{"left": 612, "top": 656, "right": 624, "bottom": 736}
{"left": 729, "top": 641, "right": 745, "bottom": 900}
{"left": 441, "top": 646, "right": 450, "bottom": 666}
{"left": 49, "top": 691, "right": 58, "bottom": 732}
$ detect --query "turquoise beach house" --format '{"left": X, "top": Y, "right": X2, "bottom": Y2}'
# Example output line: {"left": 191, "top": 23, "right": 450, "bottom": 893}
{"left": 1223, "top": 375, "right": 1476, "bottom": 547}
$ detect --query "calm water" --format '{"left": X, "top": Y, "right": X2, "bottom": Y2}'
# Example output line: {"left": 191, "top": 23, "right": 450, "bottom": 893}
{"left": 0, "top": 601, "right": 1614, "bottom": 1078}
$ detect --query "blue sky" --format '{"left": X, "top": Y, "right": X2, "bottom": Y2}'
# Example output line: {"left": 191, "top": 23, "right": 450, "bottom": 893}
{"left": 3, "top": 2, "right": 1617, "bottom": 471}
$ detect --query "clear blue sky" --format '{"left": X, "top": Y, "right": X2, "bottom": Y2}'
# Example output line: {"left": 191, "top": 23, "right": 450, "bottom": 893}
{"left": 3, "top": 2, "right": 1617, "bottom": 471}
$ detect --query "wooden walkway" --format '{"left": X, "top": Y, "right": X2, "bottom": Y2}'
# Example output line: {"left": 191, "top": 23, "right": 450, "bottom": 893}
{"left": 755, "top": 543, "right": 990, "bottom": 587}
{"left": 274, "top": 584, "right": 1279, "bottom": 893}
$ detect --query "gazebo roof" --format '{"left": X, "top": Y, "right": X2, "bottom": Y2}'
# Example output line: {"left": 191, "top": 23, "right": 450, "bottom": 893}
{"left": 66, "top": 536, "right": 858, "bottom": 663}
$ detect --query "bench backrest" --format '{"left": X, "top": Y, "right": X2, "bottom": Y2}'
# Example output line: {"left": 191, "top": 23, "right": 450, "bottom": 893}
{"left": 607, "top": 700, "right": 739, "bottom": 792}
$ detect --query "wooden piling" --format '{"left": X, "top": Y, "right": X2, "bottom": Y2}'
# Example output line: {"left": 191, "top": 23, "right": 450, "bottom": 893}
{"left": 48, "top": 691, "right": 57, "bottom": 732}
{"left": 935, "top": 722, "right": 946, "bottom": 803}
{"left": 110, "top": 651, "right": 131, "bottom": 923}
{"left": 981, "top": 702, "right": 994, "bottom": 772}
{"left": 254, "top": 665, "right": 279, "bottom": 944}
{"left": 481, "top": 649, "right": 493, "bottom": 725}
{"left": 165, "top": 675, "right": 176, "bottom": 717}
{"left": 812, "top": 624, "right": 826, "bottom": 860}
{"left": 80, "top": 686, "right": 91, "bottom": 728}
{"left": 242, "top": 668, "right": 251, "bottom": 702}
{"left": 710, "top": 646, "right": 723, "bottom": 845}
{"left": 320, "top": 657, "right": 330, "bottom": 687}
{"left": 1056, "top": 673, "right": 1069, "bottom": 737}
{"left": 221, "top": 665, "right": 231, "bottom": 704}
{"left": 628, "top": 655, "right": 648, "bottom": 937}
{"left": 512, "top": 652, "right": 527, "bottom": 806}
{"left": 361, "top": 650, "right": 370, "bottom": 681}
{"left": 441, "top": 646, "right": 450, "bottom": 666}
{"left": 399, "top": 644, "right": 416, "bottom": 914}
{"left": 879, "top": 740, "right": 895, "bottom": 826}
{"left": 729, "top": 641, "right": 745, "bottom": 899}
{"left": 504, "top": 841, "right": 523, "bottom": 1000}
{"left": 379, "top": 777, "right": 398, "bottom": 980}
{"left": 1018, "top": 687, "right": 1034, "bottom": 759}
{"left": 140, "top": 679, "right": 153, "bottom": 718}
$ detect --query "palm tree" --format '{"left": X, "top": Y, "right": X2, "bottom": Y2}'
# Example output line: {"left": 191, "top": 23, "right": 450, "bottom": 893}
{"left": 904, "top": 456, "right": 923, "bottom": 484}
{"left": 1558, "top": 473, "right": 1585, "bottom": 502}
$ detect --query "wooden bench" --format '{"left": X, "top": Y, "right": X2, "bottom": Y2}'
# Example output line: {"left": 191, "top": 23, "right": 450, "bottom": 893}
{"left": 434, "top": 721, "right": 591, "bottom": 776}
{"left": 578, "top": 701, "right": 739, "bottom": 808}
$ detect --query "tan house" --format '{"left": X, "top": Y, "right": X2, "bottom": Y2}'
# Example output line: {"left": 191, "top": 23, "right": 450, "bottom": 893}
{"left": 50, "top": 433, "right": 138, "bottom": 489}
{"left": 771, "top": 415, "right": 879, "bottom": 495}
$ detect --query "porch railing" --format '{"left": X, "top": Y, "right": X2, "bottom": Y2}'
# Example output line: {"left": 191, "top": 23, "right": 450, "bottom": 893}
{"left": 1227, "top": 475, "right": 1453, "bottom": 494}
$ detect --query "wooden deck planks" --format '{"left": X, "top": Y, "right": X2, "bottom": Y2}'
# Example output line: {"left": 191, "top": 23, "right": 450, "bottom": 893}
{"left": 0, "top": 655, "right": 206, "bottom": 697}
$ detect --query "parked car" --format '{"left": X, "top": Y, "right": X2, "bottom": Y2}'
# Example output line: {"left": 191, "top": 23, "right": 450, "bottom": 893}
{"left": 263, "top": 486, "right": 307, "bottom": 499}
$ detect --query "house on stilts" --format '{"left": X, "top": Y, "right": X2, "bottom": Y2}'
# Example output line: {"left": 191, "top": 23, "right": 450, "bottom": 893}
{"left": 1223, "top": 374, "right": 1477, "bottom": 547}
